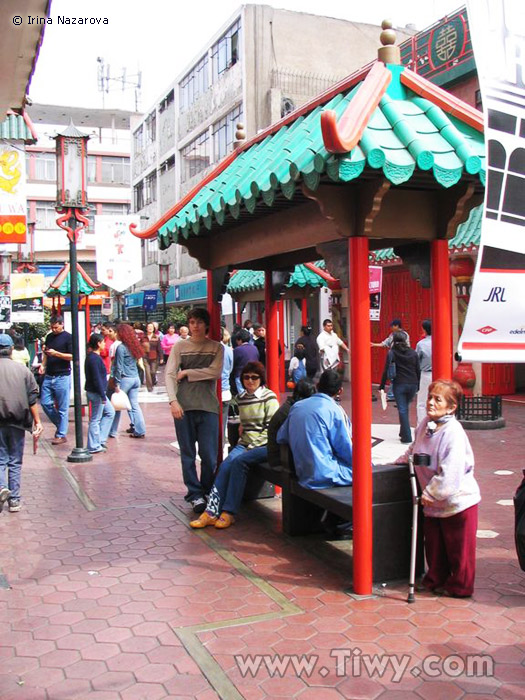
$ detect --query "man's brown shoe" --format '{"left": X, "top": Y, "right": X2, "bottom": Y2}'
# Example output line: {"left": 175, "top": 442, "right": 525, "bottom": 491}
{"left": 51, "top": 437, "right": 67, "bottom": 445}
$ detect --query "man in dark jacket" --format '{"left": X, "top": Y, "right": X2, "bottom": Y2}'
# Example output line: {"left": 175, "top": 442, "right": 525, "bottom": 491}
{"left": 0, "top": 334, "right": 43, "bottom": 513}
{"left": 40, "top": 315, "right": 72, "bottom": 444}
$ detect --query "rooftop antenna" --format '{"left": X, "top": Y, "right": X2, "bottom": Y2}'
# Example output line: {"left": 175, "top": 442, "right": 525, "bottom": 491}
{"left": 96, "top": 57, "right": 142, "bottom": 111}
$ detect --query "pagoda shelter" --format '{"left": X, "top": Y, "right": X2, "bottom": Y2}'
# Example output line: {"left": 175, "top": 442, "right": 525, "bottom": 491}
{"left": 132, "top": 24, "right": 485, "bottom": 595}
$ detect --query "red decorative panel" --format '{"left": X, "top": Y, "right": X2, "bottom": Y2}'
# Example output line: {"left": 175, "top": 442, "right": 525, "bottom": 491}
{"left": 482, "top": 363, "right": 515, "bottom": 395}
{"left": 371, "top": 268, "right": 431, "bottom": 383}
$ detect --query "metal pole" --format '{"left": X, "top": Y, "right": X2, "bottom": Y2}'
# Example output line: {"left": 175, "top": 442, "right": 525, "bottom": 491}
{"left": 162, "top": 290, "right": 167, "bottom": 321}
{"left": 67, "top": 217, "right": 91, "bottom": 463}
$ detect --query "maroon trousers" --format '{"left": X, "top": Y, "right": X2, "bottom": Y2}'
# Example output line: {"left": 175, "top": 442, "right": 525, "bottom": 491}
{"left": 422, "top": 504, "right": 478, "bottom": 597}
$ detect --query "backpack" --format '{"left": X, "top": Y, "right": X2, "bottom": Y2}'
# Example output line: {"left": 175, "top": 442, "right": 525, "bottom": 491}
{"left": 514, "top": 470, "right": 525, "bottom": 571}
{"left": 387, "top": 350, "right": 396, "bottom": 382}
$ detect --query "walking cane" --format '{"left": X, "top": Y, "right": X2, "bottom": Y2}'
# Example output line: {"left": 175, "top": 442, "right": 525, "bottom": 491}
{"left": 407, "top": 454, "right": 419, "bottom": 603}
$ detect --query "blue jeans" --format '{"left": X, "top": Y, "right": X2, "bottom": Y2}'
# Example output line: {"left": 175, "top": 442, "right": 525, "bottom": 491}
{"left": 40, "top": 374, "right": 70, "bottom": 438}
{"left": 393, "top": 382, "right": 418, "bottom": 443}
{"left": 174, "top": 410, "right": 218, "bottom": 501}
{"left": 0, "top": 425, "right": 25, "bottom": 500}
{"left": 207, "top": 444, "right": 268, "bottom": 517}
{"left": 87, "top": 391, "right": 115, "bottom": 451}
{"left": 110, "top": 376, "right": 145, "bottom": 436}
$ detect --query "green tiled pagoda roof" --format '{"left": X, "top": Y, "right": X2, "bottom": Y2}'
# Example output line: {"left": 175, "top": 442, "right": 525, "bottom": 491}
{"left": 227, "top": 264, "right": 328, "bottom": 294}
{"left": 372, "top": 203, "right": 482, "bottom": 263}
{"left": 0, "top": 112, "right": 36, "bottom": 142}
{"left": 157, "top": 63, "right": 485, "bottom": 251}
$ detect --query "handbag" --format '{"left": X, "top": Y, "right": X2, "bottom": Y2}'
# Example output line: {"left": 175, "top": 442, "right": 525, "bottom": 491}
{"left": 111, "top": 390, "right": 131, "bottom": 411}
{"left": 387, "top": 350, "right": 397, "bottom": 382}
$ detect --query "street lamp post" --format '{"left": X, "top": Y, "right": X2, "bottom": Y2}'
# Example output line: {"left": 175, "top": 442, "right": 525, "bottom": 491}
{"left": 159, "top": 262, "right": 170, "bottom": 321}
{"left": 54, "top": 121, "right": 92, "bottom": 464}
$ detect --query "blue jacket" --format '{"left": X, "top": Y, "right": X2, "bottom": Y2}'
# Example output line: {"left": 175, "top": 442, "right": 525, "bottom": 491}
{"left": 84, "top": 352, "right": 108, "bottom": 399}
{"left": 277, "top": 393, "right": 352, "bottom": 489}
{"left": 221, "top": 343, "right": 233, "bottom": 387}
{"left": 112, "top": 343, "right": 139, "bottom": 384}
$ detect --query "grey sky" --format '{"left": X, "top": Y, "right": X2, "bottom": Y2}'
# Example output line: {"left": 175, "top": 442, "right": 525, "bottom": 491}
{"left": 29, "top": 0, "right": 463, "bottom": 113}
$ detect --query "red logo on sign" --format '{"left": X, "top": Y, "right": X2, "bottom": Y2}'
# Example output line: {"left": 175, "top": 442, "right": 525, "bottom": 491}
{"left": 477, "top": 326, "right": 497, "bottom": 334}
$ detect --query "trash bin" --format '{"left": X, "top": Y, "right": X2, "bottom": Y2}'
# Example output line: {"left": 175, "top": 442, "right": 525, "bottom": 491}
{"left": 456, "top": 395, "right": 505, "bottom": 430}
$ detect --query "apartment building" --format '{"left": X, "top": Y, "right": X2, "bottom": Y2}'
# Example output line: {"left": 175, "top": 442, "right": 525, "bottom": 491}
{"left": 130, "top": 5, "right": 415, "bottom": 308}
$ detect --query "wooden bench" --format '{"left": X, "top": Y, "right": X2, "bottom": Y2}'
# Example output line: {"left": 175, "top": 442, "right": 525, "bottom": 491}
{"left": 245, "top": 450, "right": 423, "bottom": 583}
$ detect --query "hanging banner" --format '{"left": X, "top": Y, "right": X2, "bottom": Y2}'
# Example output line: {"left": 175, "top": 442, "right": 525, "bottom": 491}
{"left": 95, "top": 215, "right": 142, "bottom": 293}
{"left": 369, "top": 266, "right": 383, "bottom": 321}
{"left": 0, "top": 144, "right": 27, "bottom": 244}
{"left": 142, "top": 290, "right": 158, "bottom": 311}
{"left": 101, "top": 297, "right": 113, "bottom": 316}
{"left": 10, "top": 273, "right": 45, "bottom": 323}
{"left": 0, "top": 295, "right": 11, "bottom": 328}
{"left": 458, "top": 0, "right": 525, "bottom": 363}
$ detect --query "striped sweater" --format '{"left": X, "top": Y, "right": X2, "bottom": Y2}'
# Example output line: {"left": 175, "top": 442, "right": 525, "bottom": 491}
{"left": 237, "top": 386, "right": 279, "bottom": 449}
{"left": 165, "top": 337, "right": 223, "bottom": 413}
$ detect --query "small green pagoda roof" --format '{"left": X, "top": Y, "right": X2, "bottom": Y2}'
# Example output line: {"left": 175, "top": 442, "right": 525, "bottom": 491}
{"left": 45, "top": 263, "right": 99, "bottom": 296}
{"left": 227, "top": 264, "right": 328, "bottom": 295}
{"left": 156, "top": 62, "right": 485, "bottom": 251}
{"left": 0, "top": 111, "right": 36, "bottom": 143}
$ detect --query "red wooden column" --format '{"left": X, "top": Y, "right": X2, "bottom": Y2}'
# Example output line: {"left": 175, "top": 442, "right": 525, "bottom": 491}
{"left": 264, "top": 271, "right": 279, "bottom": 394}
{"left": 236, "top": 301, "right": 242, "bottom": 326}
{"left": 301, "top": 298, "right": 308, "bottom": 327}
{"left": 349, "top": 237, "right": 373, "bottom": 595}
{"left": 278, "top": 300, "right": 285, "bottom": 393}
{"left": 431, "top": 240, "right": 453, "bottom": 381}
{"left": 207, "top": 270, "right": 223, "bottom": 462}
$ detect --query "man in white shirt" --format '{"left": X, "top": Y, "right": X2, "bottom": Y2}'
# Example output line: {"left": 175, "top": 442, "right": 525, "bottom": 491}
{"left": 316, "top": 319, "right": 349, "bottom": 371}
{"left": 415, "top": 319, "right": 432, "bottom": 423}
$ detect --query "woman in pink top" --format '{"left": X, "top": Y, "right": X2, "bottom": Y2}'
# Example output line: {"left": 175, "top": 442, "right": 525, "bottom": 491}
{"left": 161, "top": 323, "right": 179, "bottom": 363}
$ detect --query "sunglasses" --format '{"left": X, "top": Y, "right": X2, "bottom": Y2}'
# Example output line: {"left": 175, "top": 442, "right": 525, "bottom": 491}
{"left": 243, "top": 374, "right": 261, "bottom": 381}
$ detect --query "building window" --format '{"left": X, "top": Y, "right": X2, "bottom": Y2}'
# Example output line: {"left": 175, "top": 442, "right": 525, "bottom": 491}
{"left": 100, "top": 203, "right": 130, "bottom": 216}
{"left": 145, "top": 111, "right": 156, "bottom": 143}
{"left": 144, "top": 170, "right": 157, "bottom": 205}
{"left": 212, "top": 19, "right": 240, "bottom": 80}
{"left": 134, "top": 180, "right": 144, "bottom": 211}
{"left": 133, "top": 125, "right": 144, "bottom": 152}
{"left": 213, "top": 104, "right": 243, "bottom": 161}
{"left": 160, "top": 154, "right": 175, "bottom": 173}
{"left": 179, "top": 55, "right": 209, "bottom": 112}
{"left": 35, "top": 201, "right": 58, "bottom": 229}
{"left": 85, "top": 206, "right": 96, "bottom": 233}
{"left": 159, "top": 89, "right": 174, "bottom": 113}
{"left": 33, "top": 152, "right": 56, "bottom": 181}
{"left": 100, "top": 156, "right": 130, "bottom": 184}
{"left": 87, "top": 155, "right": 97, "bottom": 183}
{"left": 181, "top": 131, "right": 211, "bottom": 182}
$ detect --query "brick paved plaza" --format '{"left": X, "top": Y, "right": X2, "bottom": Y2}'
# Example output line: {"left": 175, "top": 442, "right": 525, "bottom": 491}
{"left": 1, "top": 377, "right": 524, "bottom": 699}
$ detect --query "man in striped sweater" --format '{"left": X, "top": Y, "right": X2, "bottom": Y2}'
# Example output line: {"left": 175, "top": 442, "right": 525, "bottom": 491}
{"left": 165, "top": 308, "right": 223, "bottom": 514}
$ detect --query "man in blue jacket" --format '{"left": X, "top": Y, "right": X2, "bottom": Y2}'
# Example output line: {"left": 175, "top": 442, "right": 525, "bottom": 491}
{"left": 277, "top": 369, "right": 352, "bottom": 489}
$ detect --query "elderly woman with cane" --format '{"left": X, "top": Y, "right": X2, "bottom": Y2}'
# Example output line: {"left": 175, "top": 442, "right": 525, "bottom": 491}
{"left": 396, "top": 379, "right": 480, "bottom": 598}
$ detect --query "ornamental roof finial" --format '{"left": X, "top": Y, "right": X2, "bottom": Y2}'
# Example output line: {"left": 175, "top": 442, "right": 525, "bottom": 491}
{"left": 378, "top": 20, "right": 400, "bottom": 65}
{"left": 234, "top": 123, "right": 246, "bottom": 149}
